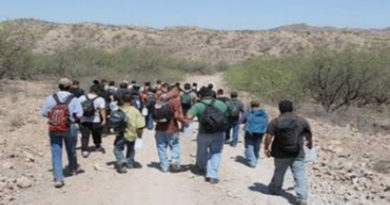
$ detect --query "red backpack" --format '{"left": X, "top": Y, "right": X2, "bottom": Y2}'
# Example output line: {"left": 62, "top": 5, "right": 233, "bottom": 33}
{"left": 48, "top": 94, "right": 74, "bottom": 133}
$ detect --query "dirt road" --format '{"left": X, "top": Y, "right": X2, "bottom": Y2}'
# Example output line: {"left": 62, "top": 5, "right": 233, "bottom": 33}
{"left": 9, "top": 74, "right": 301, "bottom": 205}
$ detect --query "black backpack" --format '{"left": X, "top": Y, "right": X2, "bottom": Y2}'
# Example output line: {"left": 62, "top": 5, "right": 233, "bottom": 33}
{"left": 108, "top": 109, "right": 128, "bottom": 132}
{"left": 82, "top": 95, "right": 98, "bottom": 117}
{"left": 275, "top": 117, "right": 300, "bottom": 155}
{"left": 200, "top": 100, "right": 228, "bottom": 133}
{"left": 145, "top": 93, "right": 156, "bottom": 109}
{"left": 227, "top": 100, "right": 241, "bottom": 122}
{"left": 152, "top": 101, "right": 174, "bottom": 123}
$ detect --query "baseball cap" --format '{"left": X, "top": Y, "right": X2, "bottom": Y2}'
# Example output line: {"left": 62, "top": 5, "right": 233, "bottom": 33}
{"left": 58, "top": 78, "right": 72, "bottom": 87}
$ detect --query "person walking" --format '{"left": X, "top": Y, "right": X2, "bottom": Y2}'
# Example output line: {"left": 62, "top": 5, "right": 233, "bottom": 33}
{"left": 180, "top": 83, "right": 197, "bottom": 116}
{"left": 226, "top": 92, "right": 245, "bottom": 147}
{"left": 240, "top": 101, "right": 268, "bottom": 168}
{"left": 187, "top": 86, "right": 228, "bottom": 184}
{"left": 264, "top": 100, "right": 313, "bottom": 205}
{"left": 79, "top": 84, "right": 107, "bottom": 158}
{"left": 41, "top": 78, "right": 83, "bottom": 188}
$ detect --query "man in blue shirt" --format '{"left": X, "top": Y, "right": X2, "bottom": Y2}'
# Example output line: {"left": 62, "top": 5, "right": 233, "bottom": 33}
{"left": 41, "top": 78, "right": 83, "bottom": 188}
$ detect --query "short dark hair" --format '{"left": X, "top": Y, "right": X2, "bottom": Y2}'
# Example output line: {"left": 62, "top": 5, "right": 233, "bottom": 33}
{"left": 250, "top": 101, "right": 260, "bottom": 108}
{"left": 279, "top": 100, "right": 293, "bottom": 114}
{"left": 144, "top": 81, "right": 151, "bottom": 87}
{"left": 73, "top": 80, "right": 80, "bottom": 85}
{"left": 156, "top": 80, "right": 162, "bottom": 84}
{"left": 208, "top": 83, "right": 214, "bottom": 89}
{"left": 90, "top": 84, "right": 100, "bottom": 93}
{"left": 109, "top": 81, "right": 115, "bottom": 86}
{"left": 93, "top": 80, "right": 100, "bottom": 85}
{"left": 58, "top": 84, "right": 70, "bottom": 91}
{"left": 184, "top": 83, "right": 191, "bottom": 90}
{"left": 192, "top": 83, "right": 198, "bottom": 87}
{"left": 122, "top": 93, "right": 133, "bottom": 103}
{"left": 119, "top": 82, "right": 128, "bottom": 89}
{"left": 217, "top": 89, "right": 224, "bottom": 95}
{"left": 131, "top": 80, "right": 137, "bottom": 84}
{"left": 199, "top": 86, "right": 212, "bottom": 97}
{"left": 230, "top": 91, "right": 238, "bottom": 98}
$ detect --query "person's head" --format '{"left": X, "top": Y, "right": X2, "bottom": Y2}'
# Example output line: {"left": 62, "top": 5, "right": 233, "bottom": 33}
{"left": 58, "top": 78, "right": 72, "bottom": 91}
{"left": 101, "top": 79, "right": 107, "bottom": 85}
{"left": 119, "top": 82, "right": 128, "bottom": 89}
{"left": 93, "top": 79, "right": 100, "bottom": 85}
{"left": 161, "top": 83, "right": 169, "bottom": 92}
{"left": 278, "top": 100, "right": 294, "bottom": 114}
{"left": 250, "top": 101, "right": 260, "bottom": 109}
{"left": 199, "top": 86, "right": 213, "bottom": 98}
{"left": 192, "top": 83, "right": 198, "bottom": 89}
{"left": 122, "top": 93, "right": 133, "bottom": 104}
{"left": 168, "top": 85, "right": 180, "bottom": 98}
{"left": 184, "top": 83, "right": 191, "bottom": 91}
{"left": 72, "top": 80, "right": 80, "bottom": 88}
{"left": 230, "top": 91, "right": 238, "bottom": 99}
{"left": 156, "top": 80, "right": 162, "bottom": 85}
{"left": 175, "top": 82, "right": 181, "bottom": 89}
{"left": 208, "top": 83, "right": 214, "bottom": 90}
{"left": 144, "top": 81, "right": 151, "bottom": 87}
{"left": 109, "top": 81, "right": 115, "bottom": 86}
{"left": 131, "top": 80, "right": 137, "bottom": 85}
{"left": 90, "top": 84, "right": 100, "bottom": 94}
{"left": 217, "top": 89, "right": 224, "bottom": 96}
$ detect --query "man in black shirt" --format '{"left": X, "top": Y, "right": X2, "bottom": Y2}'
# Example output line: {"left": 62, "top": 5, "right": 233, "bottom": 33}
{"left": 264, "top": 100, "right": 313, "bottom": 205}
{"left": 69, "top": 80, "right": 85, "bottom": 98}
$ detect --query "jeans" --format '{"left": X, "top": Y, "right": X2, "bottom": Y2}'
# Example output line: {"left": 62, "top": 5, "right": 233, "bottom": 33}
{"left": 49, "top": 124, "right": 78, "bottom": 181}
{"left": 226, "top": 122, "right": 240, "bottom": 146}
{"left": 113, "top": 135, "right": 135, "bottom": 167}
{"left": 196, "top": 132, "right": 224, "bottom": 179}
{"left": 244, "top": 132, "right": 264, "bottom": 167}
{"left": 269, "top": 158, "right": 308, "bottom": 200}
{"left": 154, "top": 131, "right": 180, "bottom": 171}
{"left": 145, "top": 111, "right": 154, "bottom": 130}
{"left": 80, "top": 122, "right": 103, "bottom": 151}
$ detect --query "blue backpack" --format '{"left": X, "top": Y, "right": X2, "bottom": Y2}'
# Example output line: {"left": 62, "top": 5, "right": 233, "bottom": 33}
{"left": 245, "top": 109, "right": 268, "bottom": 134}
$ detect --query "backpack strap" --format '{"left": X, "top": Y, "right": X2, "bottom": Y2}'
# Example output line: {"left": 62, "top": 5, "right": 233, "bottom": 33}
{"left": 85, "top": 94, "right": 90, "bottom": 101}
{"left": 53, "top": 94, "right": 61, "bottom": 105}
{"left": 64, "top": 94, "right": 74, "bottom": 106}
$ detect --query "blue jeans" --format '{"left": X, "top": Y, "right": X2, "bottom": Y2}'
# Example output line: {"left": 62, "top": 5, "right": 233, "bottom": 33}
{"left": 113, "top": 135, "right": 135, "bottom": 167}
{"left": 154, "top": 131, "right": 180, "bottom": 171}
{"left": 269, "top": 158, "right": 308, "bottom": 200}
{"left": 196, "top": 132, "right": 224, "bottom": 179}
{"left": 49, "top": 124, "right": 78, "bottom": 181}
{"left": 244, "top": 132, "right": 264, "bottom": 167}
{"left": 226, "top": 122, "right": 240, "bottom": 146}
{"left": 145, "top": 111, "right": 154, "bottom": 130}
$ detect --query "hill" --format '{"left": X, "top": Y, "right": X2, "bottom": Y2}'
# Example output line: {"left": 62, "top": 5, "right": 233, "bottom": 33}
{"left": 2, "top": 18, "right": 390, "bottom": 64}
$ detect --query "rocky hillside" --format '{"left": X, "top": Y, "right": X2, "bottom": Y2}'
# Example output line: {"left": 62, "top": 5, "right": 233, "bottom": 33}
{"left": 2, "top": 19, "right": 390, "bottom": 64}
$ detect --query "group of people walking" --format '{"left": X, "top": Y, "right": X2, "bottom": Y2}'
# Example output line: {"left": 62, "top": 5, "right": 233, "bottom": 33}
{"left": 41, "top": 77, "right": 313, "bottom": 205}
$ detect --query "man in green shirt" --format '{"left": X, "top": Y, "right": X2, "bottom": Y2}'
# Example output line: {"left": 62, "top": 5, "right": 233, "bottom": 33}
{"left": 114, "top": 93, "right": 145, "bottom": 174}
{"left": 187, "top": 86, "right": 228, "bottom": 184}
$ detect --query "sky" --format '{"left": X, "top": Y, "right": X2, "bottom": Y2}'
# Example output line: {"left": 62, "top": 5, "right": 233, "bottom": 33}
{"left": 0, "top": 0, "right": 389, "bottom": 30}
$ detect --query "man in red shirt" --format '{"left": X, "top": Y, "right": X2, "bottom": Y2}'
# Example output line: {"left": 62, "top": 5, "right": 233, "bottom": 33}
{"left": 154, "top": 85, "right": 187, "bottom": 172}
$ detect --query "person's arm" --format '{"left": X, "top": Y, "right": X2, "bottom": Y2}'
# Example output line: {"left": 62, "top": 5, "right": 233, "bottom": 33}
{"left": 136, "top": 110, "right": 145, "bottom": 138}
{"left": 303, "top": 119, "right": 313, "bottom": 149}
{"left": 99, "top": 98, "right": 107, "bottom": 125}
{"left": 264, "top": 133, "right": 274, "bottom": 158}
{"left": 136, "top": 128, "right": 143, "bottom": 139}
{"left": 239, "top": 111, "right": 249, "bottom": 124}
{"left": 41, "top": 96, "right": 52, "bottom": 118}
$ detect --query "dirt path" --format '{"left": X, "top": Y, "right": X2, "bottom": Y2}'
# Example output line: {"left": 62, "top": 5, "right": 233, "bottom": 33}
{"left": 10, "top": 74, "right": 299, "bottom": 205}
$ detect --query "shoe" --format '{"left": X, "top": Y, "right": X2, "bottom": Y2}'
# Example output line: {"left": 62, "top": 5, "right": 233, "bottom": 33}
{"left": 96, "top": 146, "right": 106, "bottom": 154}
{"left": 249, "top": 164, "right": 256, "bottom": 168}
{"left": 171, "top": 163, "right": 181, "bottom": 171}
{"left": 117, "top": 165, "right": 128, "bottom": 174}
{"left": 81, "top": 151, "right": 90, "bottom": 158}
{"left": 126, "top": 163, "right": 135, "bottom": 169}
{"left": 205, "top": 178, "right": 219, "bottom": 184}
{"left": 230, "top": 143, "right": 237, "bottom": 147}
{"left": 70, "top": 164, "right": 81, "bottom": 176}
{"left": 224, "top": 140, "right": 231, "bottom": 144}
{"left": 295, "top": 199, "right": 307, "bottom": 205}
{"left": 54, "top": 180, "right": 65, "bottom": 188}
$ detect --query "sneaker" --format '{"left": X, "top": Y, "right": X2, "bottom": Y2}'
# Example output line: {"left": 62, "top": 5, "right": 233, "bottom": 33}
{"left": 81, "top": 151, "right": 90, "bottom": 158}
{"left": 117, "top": 165, "right": 128, "bottom": 174}
{"left": 96, "top": 146, "right": 106, "bottom": 154}
{"left": 295, "top": 199, "right": 307, "bottom": 205}
{"left": 70, "top": 164, "right": 81, "bottom": 176}
{"left": 171, "top": 163, "right": 181, "bottom": 171}
{"left": 205, "top": 178, "right": 219, "bottom": 184}
{"left": 126, "top": 163, "right": 135, "bottom": 169}
{"left": 54, "top": 180, "right": 65, "bottom": 188}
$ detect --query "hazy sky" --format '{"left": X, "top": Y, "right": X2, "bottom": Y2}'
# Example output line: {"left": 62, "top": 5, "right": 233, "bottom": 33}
{"left": 0, "top": 0, "right": 389, "bottom": 30}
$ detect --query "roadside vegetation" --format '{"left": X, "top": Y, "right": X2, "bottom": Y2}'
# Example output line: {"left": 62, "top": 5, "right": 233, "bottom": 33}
{"left": 225, "top": 48, "right": 390, "bottom": 113}
{"left": 0, "top": 24, "right": 215, "bottom": 83}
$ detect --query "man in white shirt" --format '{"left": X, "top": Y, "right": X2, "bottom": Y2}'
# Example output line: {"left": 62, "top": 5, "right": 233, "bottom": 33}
{"left": 79, "top": 84, "right": 107, "bottom": 158}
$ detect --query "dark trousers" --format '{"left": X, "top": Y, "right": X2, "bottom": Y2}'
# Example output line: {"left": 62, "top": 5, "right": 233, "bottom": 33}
{"left": 113, "top": 135, "right": 136, "bottom": 166}
{"left": 80, "top": 122, "right": 103, "bottom": 151}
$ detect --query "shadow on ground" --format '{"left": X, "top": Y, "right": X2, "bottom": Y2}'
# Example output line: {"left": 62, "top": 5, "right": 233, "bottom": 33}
{"left": 248, "top": 182, "right": 296, "bottom": 205}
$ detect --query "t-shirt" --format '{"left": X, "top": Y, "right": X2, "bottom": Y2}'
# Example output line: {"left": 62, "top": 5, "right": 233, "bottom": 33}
{"left": 121, "top": 106, "right": 145, "bottom": 142}
{"left": 188, "top": 98, "right": 228, "bottom": 134}
{"left": 79, "top": 94, "right": 106, "bottom": 123}
{"left": 155, "top": 97, "right": 182, "bottom": 134}
{"left": 266, "top": 113, "right": 312, "bottom": 159}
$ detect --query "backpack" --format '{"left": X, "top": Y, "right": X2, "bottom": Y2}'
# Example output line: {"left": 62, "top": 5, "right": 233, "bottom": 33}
{"left": 108, "top": 109, "right": 128, "bottom": 132}
{"left": 227, "top": 100, "right": 241, "bottom": 122}
{"left": 180, "top": 92, "right": 192, "bottom": 110}
{"left": 48, "top": 94, "right": 74, "bottom": 133}
{"left": 82, "top": 95, "right": 99, "bottom": 117}
{"left": 275, "top": 117, "right": 300, "bottom": 155}
{"left": 145, "top": 93, "right": 156, "bottom": 109}
{"left": 152, "top": 101, "right": 174, "bottom": 123}
{"left": 200, "top": 100, "right": 228, "bottom": 133}
{"left": 245, "top": 110, "right": 268, "bottom": 134}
